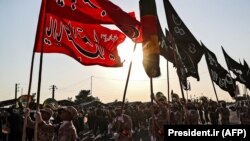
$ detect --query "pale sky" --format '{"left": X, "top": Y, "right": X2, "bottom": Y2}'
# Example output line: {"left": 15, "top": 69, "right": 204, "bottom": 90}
{"left": 0, "top": 0, "right": 249, "bottom": 103}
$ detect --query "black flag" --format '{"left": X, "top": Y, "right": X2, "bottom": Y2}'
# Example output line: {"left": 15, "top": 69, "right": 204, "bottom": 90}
{"left": 243, "top": 60, "right": 250, "bottom": 89}
{"left": 163, "top": 0, "right": 204, "bottom": 81}
{"left": 159, "top": 27, "right": 189, "bottom": 89}
{"left": 158, "top": 26, "right": 175, "bottom": 63}
{"left": 203, "top": 43, "right": 236, "bottom": 97}
{"left": 222, "top": 47, "right": 247, "bottom": 85}
{"left": 157, "top": 15, "right": 189, "bottom": 89}
{"left": 139, "top": 0, "right": 160, "bottom": 77}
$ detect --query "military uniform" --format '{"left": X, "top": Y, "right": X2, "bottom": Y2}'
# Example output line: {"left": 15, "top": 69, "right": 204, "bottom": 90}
{"left": 218, "top": 103, "right": 230, "bottom": 125}
{"left": 170, "top": 103, "right": 183, "bottom": 125}
{"left": 209, "top": 102, "right": 219, "bottom": 125}
{"left": 149, "top": 114, "right": 164, "bottom": 141}
{"left": 57, "top": 121, "right": 77, "bottom": 141}
{"left": 112, "top": 114, "right": 133, "bottom": 141}
{"left": 186, "top": 102, "right": 199, "bottom": 125}
{"left": 34, "top": 106, "right": 78, "bottom": 141}
{"left": 26, "top": 108, "right": 55, "bottom": 141}
{"left": 238, "top": 103, "right": 248, "bottom": 124}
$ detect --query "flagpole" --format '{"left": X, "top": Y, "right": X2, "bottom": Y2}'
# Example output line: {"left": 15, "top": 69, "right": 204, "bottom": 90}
{"left": 166, "top": 61, "right": 170, "bottom": 102}
{"left": 121, "top": 43, "right": 137, "bottom": 111}
{"left": 178, "top": 76, "right": 186, "bottom": 100}
{"left": 187, "top": 81, "right": 190, "bottom": 100}
{"left": 91, "top": 76, "right": 93, "bottom": 96}
{"left": 150, "top": 77, "right": 156, "bottom": 137}
{"left": 205, "top": 60, "right": 219, "bottom": 103}
{"left": 22, "top": 0, "right": 45, "bottom": 139}
{"left": 33, "top": 0, "right": 47, "bottom": 140}
{"left": 167, "top": 26, "right": 188, "bottom": 124}
{"left": 166, "top": 61, "right": 171, "bottom": 124}
{"left": 27, "top": 52, "right": 35, "bottom": 100}
{"left": 150, "top": 77, "right": 154, "bottom": 103}
{"left": 34, "top": 44, "right": 44, "bottom": 141}
{"left": 22, "top": 51, "right": 35, "bottom": 141}
{"left": 209, "top": 74, "right": 219, "bottom": 103}
{"left": 168, "top": 32, "right": 185, "bottom": 101}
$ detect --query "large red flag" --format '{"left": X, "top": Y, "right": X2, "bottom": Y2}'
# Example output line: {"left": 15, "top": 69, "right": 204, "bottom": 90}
{"left": 139, "top": 0, "right": 160, "bottom": 77}
{"left": 34, "top": 0, "right": 126, "bottom": 67}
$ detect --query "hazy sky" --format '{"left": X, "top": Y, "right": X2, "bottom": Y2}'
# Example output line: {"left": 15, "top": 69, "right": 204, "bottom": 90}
{"left": 0, "top": 0, "right": 249, "bottom": 103}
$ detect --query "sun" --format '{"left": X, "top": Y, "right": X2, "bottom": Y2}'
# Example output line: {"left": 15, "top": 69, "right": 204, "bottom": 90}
{"left": 117, "top": 41, "right": 148, "bottom": 80}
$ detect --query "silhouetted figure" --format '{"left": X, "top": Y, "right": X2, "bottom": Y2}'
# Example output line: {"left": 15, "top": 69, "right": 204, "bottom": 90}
{"left": 7, "top": 108, "right": 22, "bottom": 141}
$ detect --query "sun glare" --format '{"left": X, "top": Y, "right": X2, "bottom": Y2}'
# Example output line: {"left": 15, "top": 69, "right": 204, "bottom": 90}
{"left": 118, "top": 42, "right": 148, "bottom": 80}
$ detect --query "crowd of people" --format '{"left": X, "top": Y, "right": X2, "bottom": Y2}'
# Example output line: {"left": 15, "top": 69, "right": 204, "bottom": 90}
{"left": 0, "top": 92, "right": 250, "bottom": 141}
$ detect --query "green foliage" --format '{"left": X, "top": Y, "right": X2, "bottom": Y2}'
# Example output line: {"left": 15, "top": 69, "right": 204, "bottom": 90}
{"left": 74, "top": 90, "right": 95, "bottom": 104}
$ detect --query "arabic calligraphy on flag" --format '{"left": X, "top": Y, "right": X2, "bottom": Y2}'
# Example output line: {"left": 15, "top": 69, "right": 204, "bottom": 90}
{"left": 222, "top": 47, "right": 249, "bottom": 86}
{"left": 95, "top": 0, "right": 142, "bottom": 42}
{"left": 203, "top": 43, "right": 236, "bottom": 97}
{"left": 34, "top": 0, "right": 126, "bottom": 67}
{"left": 163, "top": 0, "right": 204, "bottom": 81}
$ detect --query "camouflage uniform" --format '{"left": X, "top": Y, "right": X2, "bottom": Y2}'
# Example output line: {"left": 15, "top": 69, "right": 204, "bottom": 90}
{"left": 112, "top": 114, "right": 133, "bottom": 141}
{"left": 58, "top": 121, "right": 77, "bottom": 141}
{"left": 149, "top": 115, "right": 164, "bottom": 141}
{"left": 27, "top": 120, "right": 55, "bottom": 141}
{"left": 36, "top": 106, "right": 78, "bottom": 141}
{"left": 27, "top": 108, "right": 55, "bottom": 141}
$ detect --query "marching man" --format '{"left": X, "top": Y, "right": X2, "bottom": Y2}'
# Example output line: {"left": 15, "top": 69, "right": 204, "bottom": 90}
{"left": 111, "top": 106, "right": 133, "bottom": 141}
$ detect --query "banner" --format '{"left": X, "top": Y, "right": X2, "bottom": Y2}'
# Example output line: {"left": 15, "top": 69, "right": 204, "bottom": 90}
{"left": 163, "top": 0, "right": 204, "bottom": 80}
{"left": 139, "top": 0, "right": 160, "bottom": 77}
{"left": 203, "top": 43, "right": 236, "bottom": 97}
{"left": 34, "top": 0, "right": 126, "bottom": 67}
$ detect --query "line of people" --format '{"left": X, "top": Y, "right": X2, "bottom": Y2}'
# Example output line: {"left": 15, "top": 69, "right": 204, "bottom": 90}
{"left": 1, "top": 93, "right": 250, "bottom": 141}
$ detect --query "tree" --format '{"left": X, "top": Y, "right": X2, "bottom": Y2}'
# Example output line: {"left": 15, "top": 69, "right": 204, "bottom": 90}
{"left": 67, "top": 97, "right": 73, "bottom": 102}
{"left": 74, "top": 90, "right": 95, "bottom": 104}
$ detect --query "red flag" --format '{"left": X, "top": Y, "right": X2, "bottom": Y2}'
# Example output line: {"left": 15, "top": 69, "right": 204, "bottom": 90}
{"left": 44, "top": 0, "right": 139, "bottom": 37}
{"left": 45, "top": 0, "right": 115, "bottom": 24}
{"left": 139, "top": 0, "right": 160, "bottom": 77}
{"left": 34, "top": 0, "right": 126, "bottom": 67}
{"left": 96, "top": 0, "right": 142, "bottom": 42}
